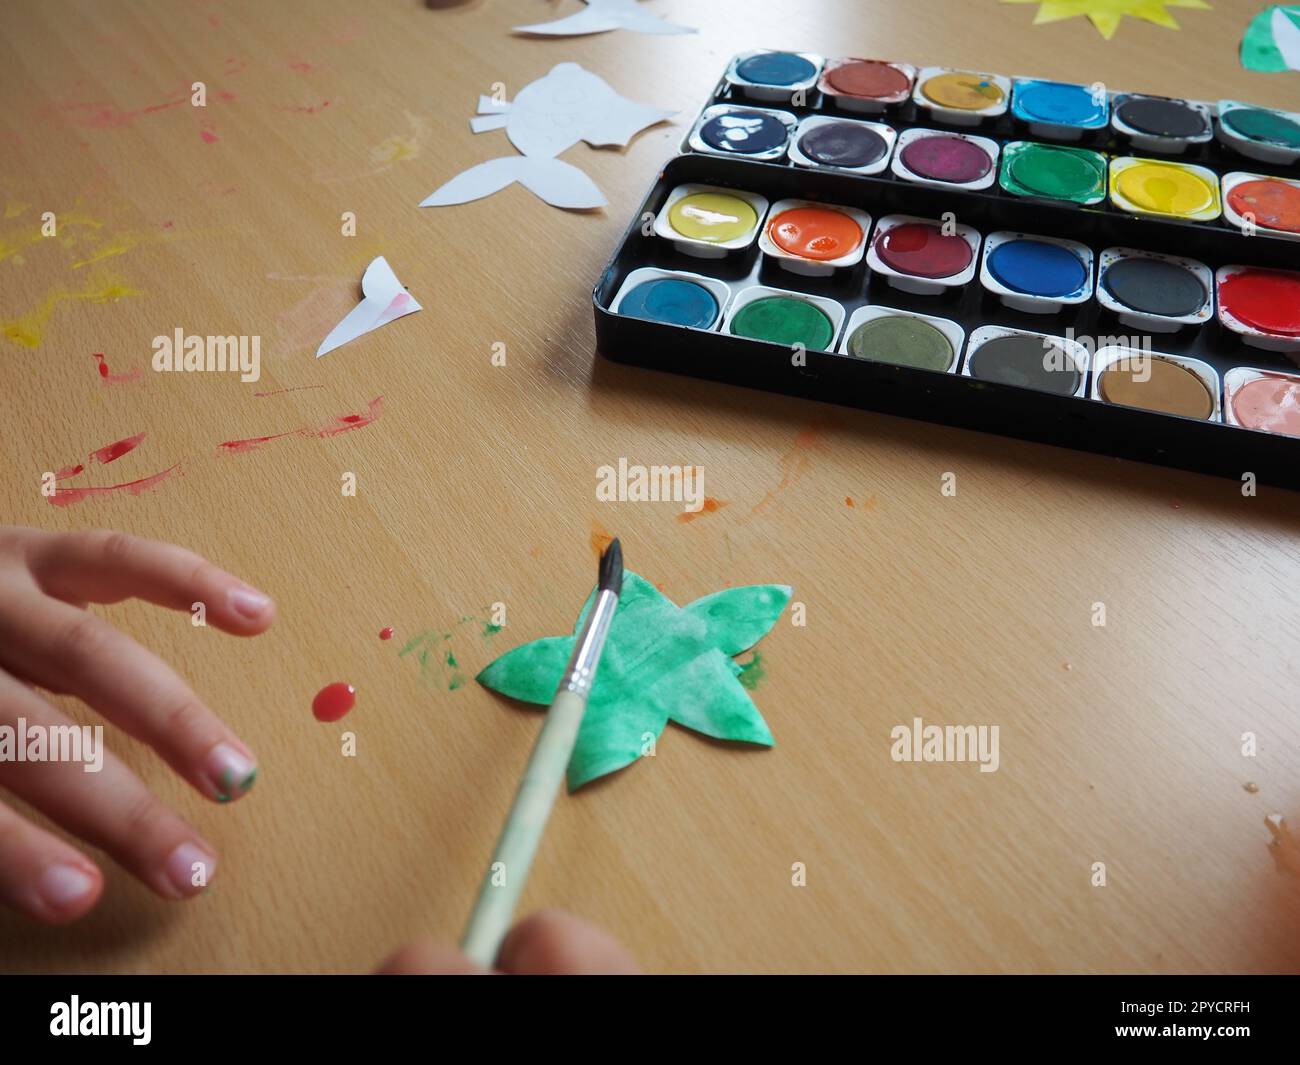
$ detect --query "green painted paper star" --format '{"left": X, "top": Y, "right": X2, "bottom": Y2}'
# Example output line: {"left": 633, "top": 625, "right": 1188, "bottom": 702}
{"left": 476, "top": 572, "right": 790, "bottom": 791}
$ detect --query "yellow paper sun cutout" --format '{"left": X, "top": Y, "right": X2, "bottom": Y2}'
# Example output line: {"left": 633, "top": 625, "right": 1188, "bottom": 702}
{"left": 1002, "top": 0, "right": 1213, "bottom": 40}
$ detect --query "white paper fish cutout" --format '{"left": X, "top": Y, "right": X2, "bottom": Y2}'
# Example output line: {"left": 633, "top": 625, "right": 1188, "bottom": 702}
{"left": 316, "top": 256, "right": 421, "bottom": 358}
{"left": 420, "top": 63, "right": 673, "bottom": 210}
{"left": 515, "top": 0, "right": 695, "bottom": 37}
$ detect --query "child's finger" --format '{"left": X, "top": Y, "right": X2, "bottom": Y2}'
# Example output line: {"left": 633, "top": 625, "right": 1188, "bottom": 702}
{"left": 497, "top": 909, "right": 640, "bottom": 974}
{"left": 0, "top": 671, "right": 219, "bottom": 901}
{"left": 374, "top": 943, "right": 490, "bottom": 975}
{"left": 0, "top": 799, "right": 103, "bottom": 923}
{"left": 0, "top": 593, "right": 259, "bottom": 805}
{"left": 26, "top": 529, "right": 275, "bottom": 636}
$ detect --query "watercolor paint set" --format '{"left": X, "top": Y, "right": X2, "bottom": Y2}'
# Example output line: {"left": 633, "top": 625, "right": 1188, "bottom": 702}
{"left": 593, "top": 52, "right": 1300, "bottom": 489}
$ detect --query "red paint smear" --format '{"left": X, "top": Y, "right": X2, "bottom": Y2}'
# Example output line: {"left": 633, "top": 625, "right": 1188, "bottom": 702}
{"left": 200, "top": 129, "right": 219, "bottom": 144}
{"left": 312, "top": 682, "right": 355, "bottom": 722}
{"left": 276, "top": 100, "right": 332, "bottom": 115}
{"left": 216, "top": 430, "right": 299, "bottom": 455}
{"left": 56, "top": 463, "right": 85, "bottom": 479}
{"left": 93, "top": 352, "right": 143, "bottom": 385}
{"left": 1220, "top": 270, "right": 1300, "bottom": 337}
{"left": 49, "top": 464, "right": 181, "bottom": 508}
{"left": 253, "top": 384, "right": 326, "bottom": 397}
{"left": 91, "top": 431, "right": 146, "bottom": 466}
{"left": 217, "top": 396, "right": 382, "bottom": 454}
{"left": 678, "top": 497, "right": 728, "bottom": 523}
{"left": 379, "top": 627, "right": 394, "bottom": 641}
{"left": 288, "top": 59, "right": 317, "bottom": 73}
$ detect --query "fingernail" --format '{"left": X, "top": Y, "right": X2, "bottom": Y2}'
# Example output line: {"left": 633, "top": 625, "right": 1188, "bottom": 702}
{"left": 38, "top": 864, "right": 96, "bottom": 912}
{"left": 165, "top": 842, "right": 217, "bottom": 898}
{"left": 204, "top": 743, "right": 259, "bottom": 803}
{"left": 228, "top": 585, "right": 272, "bottom": 620}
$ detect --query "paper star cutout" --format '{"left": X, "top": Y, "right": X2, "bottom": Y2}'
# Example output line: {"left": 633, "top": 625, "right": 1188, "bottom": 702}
{"left": 1002, "top": 0, "right": 1212, "bottom": 39}
{"left": 477, "top": 573, "right": 789, "bottom": 790}
{"left": 515, "top": 0, "right": 695, "bottom": 37}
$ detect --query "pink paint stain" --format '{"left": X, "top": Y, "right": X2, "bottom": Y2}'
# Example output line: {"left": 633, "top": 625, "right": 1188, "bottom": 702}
{"left": 217, "top": 396, "right": 383, "bottom": 454}
{"left": 53, "top": 89, "right": 189, "bottom": 130}
{"left": 49, "top": 464, "right": 181, "bottom": 508}
{"left": 312, "top": 682, "right": 355, "bottom": 722}
{"left": 200, "top": 129, "right": 219, "bottom": 144}
{"left": 93, "top": 352, "right": 143, "bottom": 385}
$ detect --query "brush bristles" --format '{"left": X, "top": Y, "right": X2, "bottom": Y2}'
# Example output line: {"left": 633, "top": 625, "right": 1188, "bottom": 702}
{"left": 598, "top": 538, "right": 623, "bottom": 596}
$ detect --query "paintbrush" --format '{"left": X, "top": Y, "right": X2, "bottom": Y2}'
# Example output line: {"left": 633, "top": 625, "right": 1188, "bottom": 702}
{"left": 461, "top": 538, "right": 624, "bottom": 967}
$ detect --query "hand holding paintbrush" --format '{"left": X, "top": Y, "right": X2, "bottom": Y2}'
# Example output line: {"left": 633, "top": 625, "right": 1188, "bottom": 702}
{"left": 461, "top": 539, "right": 623, "bottom": 967}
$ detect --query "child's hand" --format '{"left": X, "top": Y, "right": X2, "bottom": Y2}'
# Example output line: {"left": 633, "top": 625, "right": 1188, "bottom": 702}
{"left": 375, "top": 910, "right": 640, "bottom": 974}
{"left": 0, "top": 526, "right": 274, "bottom": 924}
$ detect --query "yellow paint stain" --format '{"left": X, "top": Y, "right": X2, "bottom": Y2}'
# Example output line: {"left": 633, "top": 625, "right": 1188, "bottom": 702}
{"left": 316, "top": 112, "right": 429, "bottom": 184}
{"left": 4, "top": 201, "right": 30, "bottom": 220}
{"left": 1, "top": 208, "right": 106, "bottom": 265}
{"left": 2, "top": 281, "right": 142, "bottom": 348}
{"left": 71, "top": 230, "right": 151, "bottom": 269}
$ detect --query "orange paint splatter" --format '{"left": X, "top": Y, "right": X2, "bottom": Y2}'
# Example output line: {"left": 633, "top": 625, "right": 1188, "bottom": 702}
{"left": 678, "top": 497, "right": 727, "bottom": 523}
{"left": 845, "top": 496, "right": 854, "bottom": 507}
{"left": 752, "top": 422, "right": 832, "bottom": 514}
{"left": 590, "top": 521, "right": 614, "bottom": 558}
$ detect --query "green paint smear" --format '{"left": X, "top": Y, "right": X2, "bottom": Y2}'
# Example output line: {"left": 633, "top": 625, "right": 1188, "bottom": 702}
{"left": 736, "top": 651, "right": 765, "bottom": 690}
{"left": 730, "top": 296, "right": 833, "bottom": 351}
{"left": 399, "top": 611, "right": 502, "bottom": 692}
{"left": 477, "top": 573, "right": 790, "bottom": 790}
{"left": 1000, "top": 142, "right": 1106, "bottom": 204}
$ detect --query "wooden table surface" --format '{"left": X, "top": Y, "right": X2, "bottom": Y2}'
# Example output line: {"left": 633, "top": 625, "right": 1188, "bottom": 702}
{"left": 2, "top": 0, "right": 1298, "bottom": 974}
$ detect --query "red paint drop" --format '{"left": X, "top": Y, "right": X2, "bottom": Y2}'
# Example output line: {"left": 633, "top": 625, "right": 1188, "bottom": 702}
{"left": 313, "top": 682, "right": 355, "bottom": 722}
{"left": 379, "top": 627, "right": 394, "bottom": 641}
{"left": 94, "top": 352, "right": 109, "bottom": 377}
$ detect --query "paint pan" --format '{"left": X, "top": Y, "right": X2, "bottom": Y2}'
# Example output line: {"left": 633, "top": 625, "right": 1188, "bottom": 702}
{"left": 726, "top": 50, "right": 824, "bottom": 104}
{"left": 912, "top": 67, "right": 1011, "bottom": 126}
{"left": 1095, "top": 248, "right": 1213, "bottom": 333}
{"left": 689, "top": 105, "right": 797, "bottom": 161}
{"left": 1216, "top": 100, "right": 1300, "bottom": 167}
{"left": 1109, "top": 157, "right": 1221, "bottom": 222}
{"left": 818, "top": 58, "right": 917, "bottom": 113}
{"left": 979, "top": 232, "right": 1093, "bottom": 314}
{"left": 721, "top": 285, "right": 845, "bottom": 352}
{"left": 999, "top": 141, "right": 1107, "bottom": 206}
{"left": 1223, "top": 366, "right": 1300, "bottom": 439}
{"left": 789, "top": 116, "right": 895, "bottom": 175}
{"left": 652, "top": 184, "right": 769, "bottom": 259}
{"left": 892, "top": 129, "right": 999, "bottom": 191}
{"left": 839, "top": 306, "right": 964, "bottom": 373}
{"left": 1011, "top": 79, "right": 1109, "bottom": 141}
{"left": 1092, "top": 346, "right": 1221, "bottom": 421}
{"left": 865, "top": 214, "right": 981, "bottom": 296}
{"left": 1216, "top": 265, "right": 1300, "bottom": 354}
{"left": 963, "top": 326, "right": 1090, "bottom": 397}
{"left": 1221, "top": 172, "right": 1300, "bottom": 241}
{"left": 1111, "top": 93, "right": 1212, "bottom": 154}
{"left": 758, "top": 199, "right": 871, "bottom": 278}
{"left": 612, "top": 268, "right": 732, "bottom": 331}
